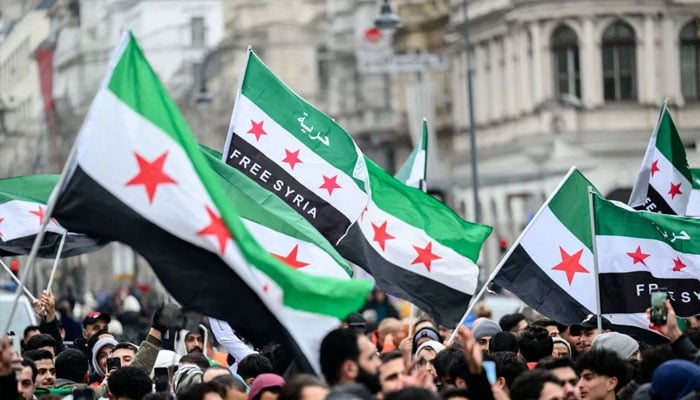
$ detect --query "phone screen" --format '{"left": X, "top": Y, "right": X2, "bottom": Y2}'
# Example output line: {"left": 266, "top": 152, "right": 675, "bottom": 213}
{"left": 650, "top": 290, "right": 668, "bottom": 325}
{"left": 154, "top": 367, "right": 169, "bottom": 392}
{"left": 73, "top": 388, "right": 94, "bottom": 400}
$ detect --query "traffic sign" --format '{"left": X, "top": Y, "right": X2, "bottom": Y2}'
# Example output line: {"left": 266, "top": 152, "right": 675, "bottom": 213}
{"left": 357, "top": 53, "right": 449, "bottom": 74}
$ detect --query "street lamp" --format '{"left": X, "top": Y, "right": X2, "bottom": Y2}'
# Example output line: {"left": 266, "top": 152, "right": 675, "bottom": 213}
{"left": 461, "top": 0, "right": 481, "bottom": 223}
{"left": 374, "top": 0, "right": 402, "bottom": 30}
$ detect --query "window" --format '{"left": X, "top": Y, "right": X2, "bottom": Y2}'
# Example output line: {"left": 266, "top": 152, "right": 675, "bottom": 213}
{"left": 680, "top": 20, "right": 700, "bottom": 100}
{"left": 602, "top": 21, "right": 636, "bottom": 101}
{"left": 191, "top": 17, "right": 205, "bottom": 47}
{"left": 552, "top": 25, "right": 580, "bottom": 98}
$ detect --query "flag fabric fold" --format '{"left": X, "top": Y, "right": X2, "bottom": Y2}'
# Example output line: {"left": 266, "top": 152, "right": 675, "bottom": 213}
{"left": 51, "top": 32, "right": 372, "bottom": 373}
{"left": 395, "top": 119, "right": 428, "bottom": 189}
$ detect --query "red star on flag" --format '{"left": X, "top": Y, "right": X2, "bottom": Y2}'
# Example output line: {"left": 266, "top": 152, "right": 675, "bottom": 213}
{"left": 626, "top": 245, "right": 650, "bottom": 266}
{"left": 672, "top": 256, "right": 686, "bottom": 272}
{"left": 125, "top": 152, "right": 177, "bottom": 204}
{"left": 411, "top": 242, "right": 441, "bottom": 272}
{"left": 282, "top": 149, "right": 303, "bottom": 170}
{"left": 196, "top": 205, "right": 232, "bottom": 255}
{"left": 650, "top": 160, "right": 660, "bottom": 178}
{"left": 551, "top": 247, "right": 589, "bottom": 285}
{"left": 371, "top": 220, "right": 395, "bottom": 251}
{"left": 272, "top": 244, "right": 309, "bottom": 269}
{"left": 668, "top": 182, "right": 683, "bottom": 199}
{"left": 319, "top": 175, "right": 341, "bottom": 196}
{"left": 247, "top": 120, "right": 267, "bottom": 141}
{"left": 29, "top": 206, "right": 46, "bottom": 225}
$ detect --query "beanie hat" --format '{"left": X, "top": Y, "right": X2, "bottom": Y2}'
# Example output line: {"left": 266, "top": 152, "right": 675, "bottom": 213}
{"left": 552, "top": 337, "right": 572, "bottom": 356}
{"left": 248, "top": 373, "right": 285, "bottom": 400}
{"left": 472, "top": 319, "right": 502, "bottom": 340}
{"left": 91, "top": 337, "right": 118, "bottom": 377}
{"left": 650, "top": 360, "right": 700, "bottom": 400}
{"left": 173, "top": 364, "right": 203, "bottom": 396}
{"left": 412, "top": 327, "right": 441, "bottom": 353}
{"left": 591, "top": 332, "right": 638, "bottom": 359}
{"left": 415, "top": 340, "right": 445, "bottom": 356}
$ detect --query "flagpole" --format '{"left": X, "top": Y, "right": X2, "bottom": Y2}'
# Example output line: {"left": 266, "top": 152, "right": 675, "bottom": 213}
{"left": 0, "top": 259, "right": 37, "bottom": 302}
{"left": 446, "top": 166, "right": 580, "bottom": 345}
{"left": 588, "top": 186, "right": 603, "bottom": 332}
{"left": 46, "top": 232, "right": 67, "bottom": 293}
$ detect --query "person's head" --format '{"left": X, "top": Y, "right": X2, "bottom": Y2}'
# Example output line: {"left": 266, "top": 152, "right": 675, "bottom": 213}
{"left": 637, "top": 344, "right": 674, "bottom": 384}
{"left": 278, "top": 373, "right": 328, "bottom": 400}
{"left": 82, "top": 311, "right": 111, "bottom": 340}
{"left": 247, "top": 373, "right": 285, "bottom": 400}
{"left": 383, "top": 387, "right": 438, "bottom": 400}
{"left": 439, "top": 386, "right": 469, "bottom": 400}
{"left": 649, "top": 359, "right": 700, "bottom": 400}
{"left": 23, "top": 349, "right": 55, "bottom": 388}
{"left": 415, "top": 340, "right": 445, "bottom": 380}
{"left": 320, "top": 327, "right": 381, "bottom": 392}
{"left": 22, "top": 325, "right": 40, "bottom": 350}
{"left": 378, "top": 350, "right": 407, "bottom": 395}
{"left": 412, "top": 326, "right": 442, "bottom": 353}
{"left": 575, "top": 349, "right": 629, "bottom": 400}
{"left": 518, "top": 326, "right": 554, "bottom": 363}
{"left": 472, "top": 319, "right": 502, "bottom": 353}
{"left": 433, "top": 347, "right": 468, "bottom": 389}
{"left": 108, "top": 366, "right": 153, "bottom": 400}
{"left": 203, "top": 365, "right": 232, "bottom": 382}
{"left": 491, "top": 351, "right": 528, "bottom": 394}
{"left": 210, "top": 374, "right": 248, "bottom": 400}
{"left": 185, "top": 328, "right": 205, "bottom": 353}
{"left": 112, "top": 342, "right": 139, "bottom": 367}
{"left": 238, "top": 353, "right": 274, "bottom": 384}
{"left": 500, "top": 313, "right": 528, "bottom": 336}
{"left": 536, "top": 356, "right": 580, "bottom": 400}
{"left": 180, "top": 352, "right": 211, "bottom": 370}
{"left": 17, "top": 358, "right": 37, "bottom": 400}
{"left": 560, "top": 326, "right": 584, "bottom": 354}
{"left": 174, "top": 364, "right": 204, "bottom": 396}
{"left": 533, "top": 320, "right": 562, "bottom": 337}
{"left": 91, "top": 336, "right": 118, "bottom": 377}
{"left": 510, "top": 369, "right": 564, "bottom": 400}
{"left": 590, "top": 332, "right": 639, "bottom": 360}
{"left": 568, "top": 315, "right": 611, "bottom": 353}
{"left": 55, "top": 348, "right": 89, "bottom": 384}
{"left": 377, "top": 318, "right": 406, "bottom": 348}
{"left": 25, "top": 333, "right": 56, "bottom": 357}
{"left": 489, "top": 331, "right": 518, "bottom": 354}
{"left": 552, "top": 338, "right": 572, "bottom": 358}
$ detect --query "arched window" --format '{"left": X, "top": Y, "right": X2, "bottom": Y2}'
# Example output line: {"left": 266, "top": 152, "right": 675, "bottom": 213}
{"left": 602, "top": 21, "right": 636, "bottom": 101}
{"left": 552, "top": 25, "right": 580, "bottom": 98}
{"left": 680, "top": 20, "right": 700, "bottom": 100}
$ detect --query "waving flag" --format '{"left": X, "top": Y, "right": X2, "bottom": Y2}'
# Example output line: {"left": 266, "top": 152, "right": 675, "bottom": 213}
{"left": 223, "top": 50, "right": 370, "bottom": 245}
{"left": 51, "top": 32, "right": 372, "bottom": 373}
{"left": 685, "top": 169, "right": 700, "bottom": 217}
{"left": 395, "top": 119, "right": 428, "bottom": 189}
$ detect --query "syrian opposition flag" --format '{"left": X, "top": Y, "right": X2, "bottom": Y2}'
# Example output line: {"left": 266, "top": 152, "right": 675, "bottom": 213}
{"left": 395, "top": 119, "right": 428, "bottom": 190}
{"left": 0, "top": 175, "right": 105, "bottom": 258}
{"left": 629, "top": 104, "right": 692, "bottom": 215}
{"left": 685, "top": 169, "right": 700, "bottom": 217}
{"left": 223, "top": 50, "right": 370, "bottom": 245}
{"left": 201, "top": 146, "right": 351, "bottom": 279}
{"left": 50, "top": 32, "right": 372, "bottom": 373}
{"left": 337, "top": 158, "right": 492, "bottom": 326}
{"left": 593, "top": 193, "right": 700, "bottom": 332}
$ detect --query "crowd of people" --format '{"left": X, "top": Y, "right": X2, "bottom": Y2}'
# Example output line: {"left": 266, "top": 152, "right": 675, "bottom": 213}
{"left": 1, "top": 287, "right": 700, "bottom": 400}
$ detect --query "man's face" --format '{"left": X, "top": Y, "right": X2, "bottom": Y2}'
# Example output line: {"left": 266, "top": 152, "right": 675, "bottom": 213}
{"left": 83, "top": 320, "right": 108, "bottom": 340}
{"left": 561, "top": 330, "right": 584, "bottom": 353}
{"left": 357, "top": 335, "right": 381, "bottom": 375}
{"left": 34, "top": 358, "right": 55, "bottom": 388}
{"left": 416, "top": 348, "right": 438, "bottom": 379}
{"left": 550, "top": 367, "right": 580, "bottom": 400}
{"left": 97, "top": 346, "right": 113, "bottom": 373}
{"left": 379, "top": 357, "right": 407, "bottom": 395}
{"left": 111, "top": 347, "right": 136, "bottom": 367}
{"left": 553, "top": 342, "right": 570, "bottom": 358}
{"left": 580, "top": 329, "right": 598, "bottom": 352}
{"left": 545, "top": 325, "right": 560, "bottom": 337}
{"left": 476, "top": 335, "right": 492, "bottom": 352}
{"left": 185, "top": 333, "right": 203, "bottom": 353}
{"left": 539, "top": 382, "right": 565, "bottom": 400}
{"left": 510, "top": 319, "right": 528, "bottom": 336}
{"left": 16, "top": 365, "right": 35, "bottom": 400}
{"left": 577, "top": 369, "right": 615, "bottom": 400}
{"left": 299, "top": 386, "right": 329, "bottom": 400}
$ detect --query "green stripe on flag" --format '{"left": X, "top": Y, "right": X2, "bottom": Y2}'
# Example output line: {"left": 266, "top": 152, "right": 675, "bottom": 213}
{"left": 547, "top": 169, "right": 599, "bottom": 250}
{"left": 0, "top": 175, "right": 58, "bottom": 204}
{"left": 654, "top": 108, "right": 692, "bottom": 182}
{"left": 109, "top": 33, "right": 371, "bottom": 319}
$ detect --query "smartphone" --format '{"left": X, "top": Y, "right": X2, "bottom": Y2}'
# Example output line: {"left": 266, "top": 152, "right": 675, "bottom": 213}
{"left": 483, "top": 360, "right": 497, "bottom": 384}
{"left": 107, "top": 357, "right": 121, "bottom": 372}
{"left": 7, "top": 332, "right": 21, "bottom": 359}
{"left": 650, "top": 289, "right": 668, "bottom": 325}
{"left": 154, "top": 367, "right": 169, "bottom": 392}
{"left": 73, "top": 387, "right": 94, "bottom": 400}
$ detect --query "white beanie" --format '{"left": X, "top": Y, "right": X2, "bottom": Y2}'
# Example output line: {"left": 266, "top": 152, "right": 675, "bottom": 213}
{"left": 592, "top": 332, "right": 639, "bottom": 359}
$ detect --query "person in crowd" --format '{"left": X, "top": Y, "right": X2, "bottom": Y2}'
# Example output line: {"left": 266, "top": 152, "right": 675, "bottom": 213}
{"left": 25, "top": 334, "right": 57, "bottom": 357}
{"left": 384, "top": 387, "right": 438, "bottom": 400}
{"left": 209, "top": 317, "right": 258, "bottom": 373}
{"left": 278, "top": 373, "right": 329, "bottom": 400}
{"left": 1, "top": 336, "right": 23, "bottom": 399}
{"left": 519, "top": 326, "right": 555, "bottom": 369}
{"left": 536, "top": 356, "right": 581, "bottom": 400}
{"left": 591, "top": 332, "right": 639, "bottom": 360}
{"left": 247, "top": 373, "right": 285, "bottom": 400}
{"left": 21, "top": 326, "right": 40, "bottom": 352}
{"left": 472, "top": 319, "right": 502, "bottom": 353}
{"left": 576, "top": 349, "right": 629, "bottom": 400}
{"left": 648, "top": 359, "right": 700, "bottom": 400}
{"left": 568, "top": 315, "right": 612, "bottom": 353}
{"left": 647, "top": 300, "right": 700, "bottom": 364}
{"left": 412, "top": 325, "right": 443, "bottom": 354}
{"left": 560, "top": 326, "right": 584, "bottom": 359}
{"left": 17, "top": 358, "right": 36, "bottom": 400}
{"left": 238, "top": 353, "right": 274, "bottom": 386}
{"left": 185, "top": 327, "right": 206, "bottom": 354}
{"left": 320, "top": 327, "right": 381, "bottom": 394}
{"left": 510, "top": 369, "right": 565, "bottom": 400}
{"left": 500, "top": 313, "right": 528, "bottom": 336}
{"left": 23, "top": 349, "right": 55, "bottom": 389}
{"left": 91, "top": 336, "right": 118, "bottom": 381}
{"left": 553, "top": 337, "right": 572, "bottom": 358}
{"left": 53, "top": 348, "right": 90, "bottom": 393}
{"left": 174, "top": 364, "right": 204, "bottom": 397}
{"left": 107, "top": 366, "right": 153, "bottom": 400}
{"left": 204, "top": 365, "right": 233, "bottom": 382}
{"left": 181, "top": 352, "right": 212, "bottom": 370}
{"left": 533, "top": 319, "right": 563, "bottom": 337}
{"left": 210, "top": 373, "right": 249, "bottom": 400}
{"left": 378, "top": 350, "right": 407, "bottom": 396}
{"left": 111, "top": 342, "right": 139, "bottom": 367}
{"left": 374, "top": 317, "right": 406, "bottom": 353}
{"left": 491, "top": 351, "right": 528, "bottom": 397}
{"left": 433, "top": 347, "right": 468, "bottom": 389}
{"left": 56, "top": 299, "right": 82, "bottom": 342}
{"left": 415, "top": 340, "right": 445, "bottom": 382}
{"left": 362, "top": 288, "right": 400, "bottom": 329}
{"left": 489, "top": 331, "right": 519, "bottom": 354}
{"left": 78, "top": 311, "right": 112, "bottom": 358}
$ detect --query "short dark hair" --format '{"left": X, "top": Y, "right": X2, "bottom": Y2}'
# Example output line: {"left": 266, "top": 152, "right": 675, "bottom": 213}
{"left": 536, "top": 356, "right": 575, "bottom": 371}
{"left": 25, "top": 334, "right": 56, "bottom": 353}
{"left": 179, "top": 352, "right": 209, "bottom": 370}
{"left": 108, "top": 366, "right": 153, "bottom": 400}
{"left": 439, "top": 386, "right": 469, "bottom": 400}
{"left": 379, "top": 350, "right": 404, "bottom": 364}
{"left": 433, "top": 347, "right": 468, "bottom": 384}
{"left": 518, "top": 326, "right": 553, "bottom": 363}
{"left": 210, "top": 374, "right": 247, "bottom": 393}
{"left": 637, "top": 344, "right": 673, "bottom": 384}
{"left": 54, "top": 349, "right": 88, "bottom": 383}
{"left": 113, "top": 342, "right": 139, "bottom": 353}
{"left": 576, "top": 349, "right": 630, "bottom": 390}
{"left": 23, "top": 325, "right": 40, "bottom": 339}
{"left": 510, "top": 369, "right": 562, "bottom": 400}
{"left": 320, "top": 328, "right": 360, "bottom": 385}
{"left": 499, "top": 313, "right": 526, "bottom": 332}
{"left": 491, "top": 351, "right": 528, "bottom": 389}
{"left": 489, "top": 331, "right": 518, "bottom": 354}
{"left": 23, "top": 349, "right": 53, "bottom": 362}
{"left": 385, "top": 387, "right": 438, "bottom": 400}
{"left": 237, "top": 353, "right": 274, "bottom": 380}
{"left": 278, "top": 373, "right": 327, "bottom": 400}
{"left": 21, "top": 357, "right": 37, "bottom": 381}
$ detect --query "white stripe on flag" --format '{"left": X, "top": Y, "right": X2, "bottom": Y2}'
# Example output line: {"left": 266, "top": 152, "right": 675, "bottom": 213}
{"left": 649, "top": 149, "right": 691, "bottom": 214}
{"left": 596, "top": 236, "right": 700, "bottom": 279}
{"left": 0, "top": 200, "right": 67, "bottom": 240}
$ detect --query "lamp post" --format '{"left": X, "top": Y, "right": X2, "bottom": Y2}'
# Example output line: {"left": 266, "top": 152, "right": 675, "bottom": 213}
{"left": 461, "top": 0, "right": 481, "bottom": 223}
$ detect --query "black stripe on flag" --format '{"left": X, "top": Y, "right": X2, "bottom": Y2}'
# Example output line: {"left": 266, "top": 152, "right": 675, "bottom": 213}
{"left": 54, "top": 166, "right": 314, "bottom": 372}
{"left": 226, "top": 134, "right": 351, "bottom": 244}
{"left": 633, "top": 186, "right": 676, "bottom": 215}
{"left": 600, "top": 271, "right": 700, "bottom": 316}
{"left": 0, "top": 233, "right": 106, "bottom": 258}
{"left": 337, "top": 224, "right": 471, "bottom": 327}
{"left": 493, "top": 244, "right": 591, "bottom": 325}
